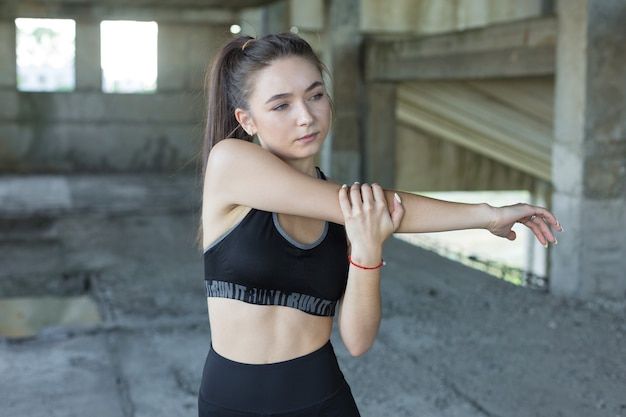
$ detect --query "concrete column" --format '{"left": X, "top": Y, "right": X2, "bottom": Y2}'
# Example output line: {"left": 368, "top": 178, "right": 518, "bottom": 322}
{"left": 0, "top": 19, "right": 22, "bottom": 170}
{"left": 290, "top": 0, "right": 324, "bottom": 31}
{"left": 364, "top": 83, "right": 396, "bottom": 188}
{"left": 240, "top": 8, "right": 264, "bottom": 37}
{"left": 259, "top": 0, "right": 289, "bottom": 35}
{"left": 550, "top": 0, "right": 626, "bottom": 301}
{"left": 75, "top": 21, "right": 101, "bottom": 91}
{"left": 325, "top": 0, "right": 362, "bottom": 183}
{"left": 0, "top": 20, "right": 16, "bottom": 88}
{"left": 158, "top": 24, "right": 187, "bottom": 92}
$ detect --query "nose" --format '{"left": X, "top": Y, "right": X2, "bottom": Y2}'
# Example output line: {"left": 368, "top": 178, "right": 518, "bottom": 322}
{"left": 297, "top": 102, "right": 314, "bottom": 126}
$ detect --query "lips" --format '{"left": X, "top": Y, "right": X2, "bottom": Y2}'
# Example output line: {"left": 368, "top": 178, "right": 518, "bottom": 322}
{"left": 297, "top": 133, "right": 317, "bottom": 143}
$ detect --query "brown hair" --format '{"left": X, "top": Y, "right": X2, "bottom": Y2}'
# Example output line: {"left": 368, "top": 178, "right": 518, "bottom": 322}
{"left": 202, "top": 32, "right": 331, "bottom": 172}
{"left": 198, "top": 32, "right": 331, "bottom": 246}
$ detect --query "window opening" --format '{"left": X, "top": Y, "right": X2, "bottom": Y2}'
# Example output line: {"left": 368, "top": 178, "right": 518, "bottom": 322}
{"left": 101, "top": 20, "right": 158, "bottom": 94}
{"left": 15, "top": 18, "right": 76, "bottom": 92}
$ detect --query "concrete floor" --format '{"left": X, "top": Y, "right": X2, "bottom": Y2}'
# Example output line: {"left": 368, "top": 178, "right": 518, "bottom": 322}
{"left": 0, "top": 173, "right": 624, "bottom": 417}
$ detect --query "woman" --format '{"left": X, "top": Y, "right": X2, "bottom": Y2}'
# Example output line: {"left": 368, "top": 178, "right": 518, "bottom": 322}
{"left": 198, "top": 32, "right": 561, "bottom": 416}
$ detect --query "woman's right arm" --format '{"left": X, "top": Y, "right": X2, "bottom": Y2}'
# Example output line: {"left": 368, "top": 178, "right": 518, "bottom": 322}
{"left": 203, "top": 139, "right": 345, "bottom": 223}
{"left": 203, "top": 139, "right": 562, "bottom": 245}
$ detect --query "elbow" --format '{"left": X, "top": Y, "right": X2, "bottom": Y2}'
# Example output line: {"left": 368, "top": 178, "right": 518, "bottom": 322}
{"left": 347, "top": 346, "right": 371, "bottom": 358}
{"left": 338, "top": 312, "right": 381, "bottom": 357}
{"left": 344, "top": 339, "right": 375, "bottom": 358}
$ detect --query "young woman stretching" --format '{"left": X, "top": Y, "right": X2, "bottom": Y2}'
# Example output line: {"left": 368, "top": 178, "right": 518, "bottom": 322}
{"left": 198, "top": 32, "right": 562, "bottom": 417}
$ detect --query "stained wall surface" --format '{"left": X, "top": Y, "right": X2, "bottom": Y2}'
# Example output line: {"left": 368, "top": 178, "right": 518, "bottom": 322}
{"left": 0, "top": 7, "right": 234, "bottom": 172}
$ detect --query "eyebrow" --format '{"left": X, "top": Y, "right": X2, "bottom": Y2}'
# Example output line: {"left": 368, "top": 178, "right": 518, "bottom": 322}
{"left": 265, "top": 81, "right": 323, "bottom": 104}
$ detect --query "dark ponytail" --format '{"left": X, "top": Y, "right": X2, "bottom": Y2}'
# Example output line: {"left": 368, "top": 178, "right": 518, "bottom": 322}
{"left": 202, "top": 35, "right": 254, "bottom": 168}
{"left": 201, "top": 32, "right": 330, "bottom": 172}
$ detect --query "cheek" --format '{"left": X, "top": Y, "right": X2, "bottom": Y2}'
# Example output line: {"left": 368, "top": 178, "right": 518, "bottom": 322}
{"left": 312, "top": 102, "right": 331, "bottom": 122}
{"left": 257, "top": 119, "right": 289, "bottom": 141}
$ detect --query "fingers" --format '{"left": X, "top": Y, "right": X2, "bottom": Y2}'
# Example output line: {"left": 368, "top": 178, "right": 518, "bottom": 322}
{"left": 526, "top": 207, "right": 564, "bottom": 233}
{"left": 494, "top": 203, "right": 563, "bottom": 246}
{"left": 343, "top": 182, "right": 380, "bottom": 206}
{"left": 506, "top": 229, "right": 517, "bottom": 241}
{"left": 526, "top": 213, "right": 558, "bottom": 247}
{"left": 339, "top": 182, "right": 369, "bottom": 219}
{"left": 512, "top": 206, "right": 560, "bottom": 247}
{"left": 351, "top": 182, "right": 373, "bottom": 207}
{"left": 339, "top": 182, "right": 392, "bottom": 219}
{"left": 535, "top": 207, "right": 563, "bottom": 232}
{"left": 338, "top": 184, "right": 352, "bottom": 216}
{"left": 390, "top": 192, "right": 405, "bottom": 230}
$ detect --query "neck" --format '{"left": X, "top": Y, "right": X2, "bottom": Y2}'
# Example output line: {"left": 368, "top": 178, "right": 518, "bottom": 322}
{"left": 285, "top": 157, "right": 318, "bottom": 177}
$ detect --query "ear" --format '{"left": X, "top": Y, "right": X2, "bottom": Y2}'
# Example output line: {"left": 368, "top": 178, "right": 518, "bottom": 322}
{"left": 235, "top": 108, "right": 256, "bottom": 136}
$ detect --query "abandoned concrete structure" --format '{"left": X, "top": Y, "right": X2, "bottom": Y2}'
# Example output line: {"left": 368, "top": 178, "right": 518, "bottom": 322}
{"left": 1, "top": 1, "right": 625, "bottom": 416}
{"left": 1, "top": 0, "right": 624, "bottom": 302}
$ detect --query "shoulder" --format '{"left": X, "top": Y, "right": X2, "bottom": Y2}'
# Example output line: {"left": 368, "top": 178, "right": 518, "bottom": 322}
{"left": 210, "top": 138, "right": 266, "bottom": 158}
{"left": 206, "top": 138, "right": 300, "bottom": 187}
{"left": 205, "top": 139, "right": 259, "bottom": 179}
{"left": 209, "top": 137, "right": 254, "bottom": 163}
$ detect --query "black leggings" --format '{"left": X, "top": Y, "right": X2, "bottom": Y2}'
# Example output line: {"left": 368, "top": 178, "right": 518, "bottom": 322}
{"left": 198, "top": 341, "right": 361, "bottom": 417}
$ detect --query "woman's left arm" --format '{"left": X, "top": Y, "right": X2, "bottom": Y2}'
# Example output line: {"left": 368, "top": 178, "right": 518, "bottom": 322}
{"left": 384, "top": 190, "right": 563, "bottom": 247}
{"left": 337, "top": 183, "right": 404, "bottom": 357}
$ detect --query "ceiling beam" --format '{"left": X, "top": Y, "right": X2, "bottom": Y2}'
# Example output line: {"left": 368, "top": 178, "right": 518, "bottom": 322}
{"left": 1, "top": 0, "right": 282, "bottom": 22}
{"left": 0, "top": 0, "right": 280, "bottom": 21}
{"left": 2, "top": 0, "right": 280, "bottom": 8}
{"left": 365, "top": 16, "right": 556, "bottom": 82}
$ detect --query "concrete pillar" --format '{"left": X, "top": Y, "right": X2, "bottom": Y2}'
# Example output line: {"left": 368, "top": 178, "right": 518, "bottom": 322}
{"left": 0, "top": 19, "right": 16, "bottom": 88}
{"left": 75, "top": 21, "right": 101, "bottom": 91}
{"left": 364, "top": 83, "right": 396, "bottom": 188}
{"left": 550, "top": 0, "right": 626, "bottom": 301}
{"left": 239, "top": 8, "right": 264, "bottom": 37}
{"left": 290, "top": 0, "right": 324, "bottom": 32}
{"left": 260, "top": 0, "right": 289, "bottom": 35}
{"left": 158, "top": 24, "right": 187, "bottom": 92}
{"left": 325, "top": 0, "right": 362, "bottom": 183}
{"left": 0, "top": 19, "right": 22, "bottom": 170}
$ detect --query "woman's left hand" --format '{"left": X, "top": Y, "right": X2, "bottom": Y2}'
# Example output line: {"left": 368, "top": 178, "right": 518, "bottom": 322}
{"left": 339, "top": 183, "right": 404, "bottom": 257}
{"left": 488, "top": 203, "right": 563, "bottom": 247}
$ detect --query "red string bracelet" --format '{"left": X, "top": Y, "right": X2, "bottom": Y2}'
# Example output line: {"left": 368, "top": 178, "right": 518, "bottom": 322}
{"left": 348, "top": 255, "right": 385, "bottom": 270}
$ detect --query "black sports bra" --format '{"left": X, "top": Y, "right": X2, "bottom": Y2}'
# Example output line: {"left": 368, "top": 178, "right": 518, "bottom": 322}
{"left": 203, "top": 169, "right": 349, "bottom": 316}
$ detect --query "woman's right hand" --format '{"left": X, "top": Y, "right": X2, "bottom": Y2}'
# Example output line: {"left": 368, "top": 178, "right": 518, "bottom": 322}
{"left": 338, "top": 183, "right": 404, "bottom": 264}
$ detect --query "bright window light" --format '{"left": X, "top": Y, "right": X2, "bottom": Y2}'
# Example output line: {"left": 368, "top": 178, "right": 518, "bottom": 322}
{"left": 15, "top": 18, "right": 76, "bottom": 92}
{"left": 101, "top": 20, "right": 158, "bottom": 94}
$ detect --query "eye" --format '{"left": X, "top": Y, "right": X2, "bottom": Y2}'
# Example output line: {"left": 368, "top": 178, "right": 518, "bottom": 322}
{"left": 310, "top": 92, "right": 324, "bottom": 101}
{"left": 273, "top": 103, "right": 288, "bottom": 111}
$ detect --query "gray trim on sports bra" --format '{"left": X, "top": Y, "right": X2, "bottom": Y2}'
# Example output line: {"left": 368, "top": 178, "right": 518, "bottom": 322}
{"left": 203, "top": 212, "right": 250, "bottom": 254}
{"left": 203, "top": 210, "right": 329, "bottom": 253}
{"left": 272, "top": 166, "right": 328, "bottom": 249}
{"left": 204, "top": 167, "right": 328, "bottom": 254}
{"left": 272, "top": 213, "right": 329, "bottom": 250}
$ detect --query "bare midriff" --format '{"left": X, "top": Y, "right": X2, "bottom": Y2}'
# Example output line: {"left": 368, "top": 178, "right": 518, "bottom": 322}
{"left": 207, "top": 297, "right": 334, "bottom": 364}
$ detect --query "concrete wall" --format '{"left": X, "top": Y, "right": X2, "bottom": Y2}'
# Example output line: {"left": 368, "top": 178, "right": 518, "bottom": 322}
{"left": 0, "top": 9, "right": 234, "bottom": 173}
{"left": 0, "top": 0, "right": 550, "bottom": 175}
{"left": 360, "top": 0, "right": 551, "bottom": 35}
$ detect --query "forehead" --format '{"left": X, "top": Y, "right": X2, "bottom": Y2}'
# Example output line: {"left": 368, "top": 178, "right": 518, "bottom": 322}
{"left": 249, "top": 57, "right": 323, "bottom": 100}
